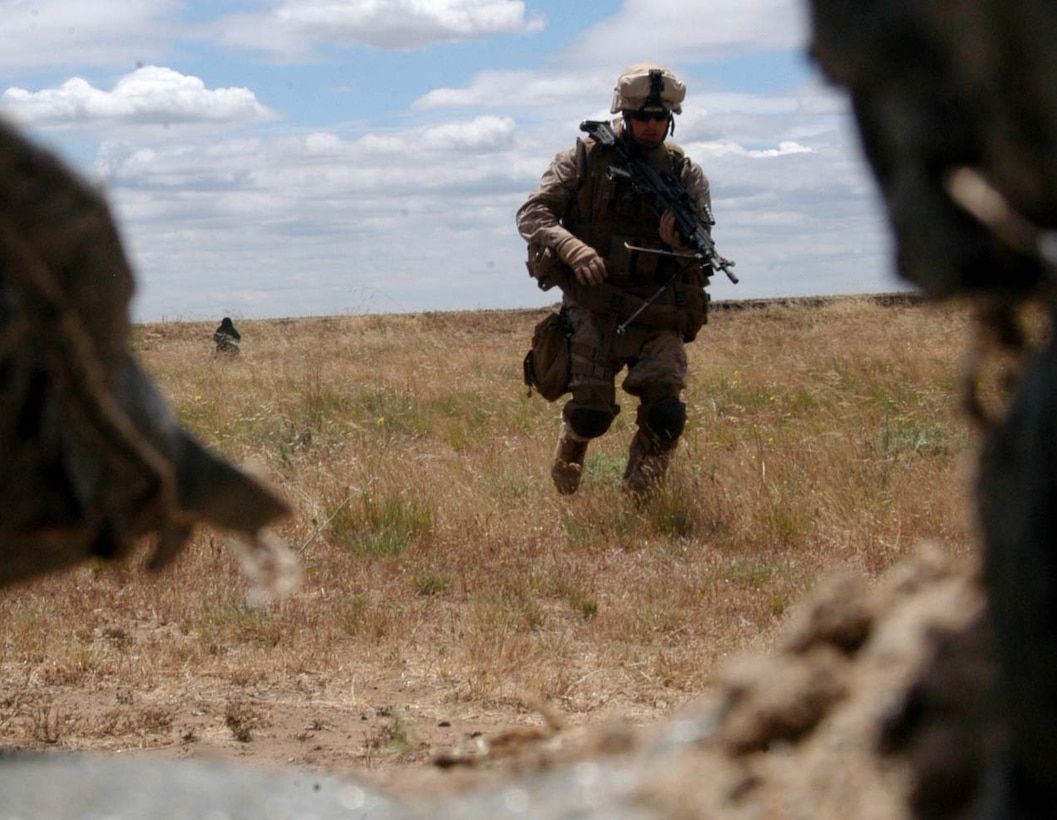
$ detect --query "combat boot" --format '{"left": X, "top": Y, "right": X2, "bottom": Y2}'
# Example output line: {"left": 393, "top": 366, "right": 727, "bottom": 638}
{"left": 552, "top": 422, "right": 589, "bottom": 495}
{"left": 623, "top": 428, "right": 675, "bottom": 499}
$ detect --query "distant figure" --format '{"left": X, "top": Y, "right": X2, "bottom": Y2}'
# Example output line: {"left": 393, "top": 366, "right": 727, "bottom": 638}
{"left": 214, "top": 317, "right": 241, "bottom": 355}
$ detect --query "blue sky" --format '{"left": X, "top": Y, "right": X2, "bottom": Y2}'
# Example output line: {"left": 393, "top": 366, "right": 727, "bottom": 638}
{"left": 1, "top": 0, "right": 901, "bottom": 323}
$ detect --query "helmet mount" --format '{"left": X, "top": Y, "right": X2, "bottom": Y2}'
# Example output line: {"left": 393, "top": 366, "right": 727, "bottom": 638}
{"left": 645, "top": 68, "right": 665, "bottom": 110}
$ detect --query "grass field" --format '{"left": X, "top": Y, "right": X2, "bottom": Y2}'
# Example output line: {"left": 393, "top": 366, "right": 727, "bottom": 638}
{"left": 0, "top": 296, "right": 987, "bottom": 781}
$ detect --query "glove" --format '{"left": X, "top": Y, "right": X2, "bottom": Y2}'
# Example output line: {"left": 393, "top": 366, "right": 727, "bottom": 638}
{"left": 556, "top": 236, "right": 607, "bottom": 287}
{"left": 659, "top": 211, "right": 694, "bottom": 254}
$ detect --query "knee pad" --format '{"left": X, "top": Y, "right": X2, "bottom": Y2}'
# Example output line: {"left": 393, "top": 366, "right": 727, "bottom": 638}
{"left": 644, "top": 399, "right": 686, "bottom": 442}
{"left": 566, "top": 406, "right": 616, "bottom": 439}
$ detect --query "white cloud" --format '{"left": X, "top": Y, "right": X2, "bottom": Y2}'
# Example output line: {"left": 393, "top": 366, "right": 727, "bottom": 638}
{"left": 414, "top": 0, "right": 809, "bottom": 112}
{"left": 570, "top": 0, "right": 806, "bottom": 64}
{"left": 0, "top": 0, "right": 181, "bottom": 70}
{"left": 208, "top": 0, "right": 544, "bottom": 56}
{"left": 414, "top": 68, "right": 612, "bottom": 110}
{"left": 79, "top": 75, "right": 893, "bottom": 322}
{"left": 0, "top": 1, "right": 902, "bottom": 320}
{"left": 696, "top": 140, "right": 813, "bottom": 159}
{"left": 421, "top": 115, "right": 515, "bottom": 152}
{"left": 1, "top": 66, "right": 279, "bottom": 127}
{"left": 96, "top": 115, "right": 518, "bottom": 194}
{"left": 72, "top": 111, "right": 547, "bottom": 319}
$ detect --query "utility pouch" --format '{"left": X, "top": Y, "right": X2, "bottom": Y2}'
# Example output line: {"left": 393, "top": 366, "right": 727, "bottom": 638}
{"left": 525, "top": 241, "right": 570, "bottom": 292}
{"left": 523, "top": 311, "right": 572, "bottom": 401}
{"left": 679, "top": 285, "right": 710, "bottom": 343}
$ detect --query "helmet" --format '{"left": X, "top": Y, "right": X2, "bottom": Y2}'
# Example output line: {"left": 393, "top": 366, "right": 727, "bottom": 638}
{"left": 610, "top": 63, "right": 686, "bottom": 115}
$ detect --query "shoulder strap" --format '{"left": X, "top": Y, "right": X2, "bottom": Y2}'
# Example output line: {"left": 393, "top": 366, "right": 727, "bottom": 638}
{"left": 575, "top": 137, "right": 591, "bottom": 177}
{"left": 665, "top": 141, "right": 688, "bottom": 177}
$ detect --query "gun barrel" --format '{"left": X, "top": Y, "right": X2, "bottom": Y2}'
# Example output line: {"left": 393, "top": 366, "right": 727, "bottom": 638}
{"left": 714, "top": 257, "right": 739, "bottom": 284}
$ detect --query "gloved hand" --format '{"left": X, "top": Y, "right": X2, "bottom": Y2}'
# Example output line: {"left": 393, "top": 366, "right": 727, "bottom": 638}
{"left": 556, "top": 236, "right": 607, "bottom": 286}
{"left": 659, "top": 211, "right": 694, "bottom": 254}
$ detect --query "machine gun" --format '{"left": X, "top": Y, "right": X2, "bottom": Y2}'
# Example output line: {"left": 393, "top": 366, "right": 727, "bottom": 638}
{"left": 579, "top": 119, "right": 738, "bottom": 284}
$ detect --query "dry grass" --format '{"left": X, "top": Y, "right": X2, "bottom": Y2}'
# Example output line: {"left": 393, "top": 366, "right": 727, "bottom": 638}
{"left": 0, "top": 297, "right": 986, "bottom": 767}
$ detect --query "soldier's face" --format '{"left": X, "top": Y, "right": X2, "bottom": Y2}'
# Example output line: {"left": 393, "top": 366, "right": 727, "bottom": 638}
{"left": 625, "top": 110, "right": 670, "bottom": 149}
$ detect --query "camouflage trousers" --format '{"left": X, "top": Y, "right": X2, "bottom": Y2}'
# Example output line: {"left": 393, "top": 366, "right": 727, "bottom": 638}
{"left": 557, "top": 305, "right": 689, "bottom": 495}
{"left": 562, "top": 305, "right": 688, "bottom": 420}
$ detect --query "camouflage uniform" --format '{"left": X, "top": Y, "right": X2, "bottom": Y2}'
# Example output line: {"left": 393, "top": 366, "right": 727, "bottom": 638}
{"left": 214, "top": 317, "right": 241, "bottom": 355}
{"left": 516, "top": 65, "right": 714, "bottom": 497}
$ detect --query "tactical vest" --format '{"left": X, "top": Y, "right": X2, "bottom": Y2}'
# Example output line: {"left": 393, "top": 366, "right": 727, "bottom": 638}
{"left": 557, "top": 135, "right": 710, "bottom": 341}
{"left": 565, "top": 136, "right": 688, "bottom": 287}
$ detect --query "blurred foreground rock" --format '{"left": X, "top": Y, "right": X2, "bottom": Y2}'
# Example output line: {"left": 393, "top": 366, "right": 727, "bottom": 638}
{"left": 810, "top": 1, "right": 1057, "bottom": 815}
{"left": 0, "top": 118, "right": 295, "bottom": 594}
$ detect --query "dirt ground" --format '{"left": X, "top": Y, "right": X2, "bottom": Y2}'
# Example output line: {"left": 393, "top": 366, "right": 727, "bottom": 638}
{"left": 11, "top": 647, "right": 677, "bottom": 797}
{"left": 2, "top": 606, "right": 677, "bottom": 797}
{"left": 3, "top": 543, "right": 997, "bottom": 818}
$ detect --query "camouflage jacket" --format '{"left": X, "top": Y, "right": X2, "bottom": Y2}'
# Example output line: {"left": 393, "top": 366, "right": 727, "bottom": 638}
{"left": 516, "top": 121, "right": 712, "bottom": 299}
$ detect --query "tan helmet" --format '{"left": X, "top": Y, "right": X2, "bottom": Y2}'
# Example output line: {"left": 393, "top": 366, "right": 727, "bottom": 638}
{"left": 610, "top": 63, "right": 686, "bottom": 114}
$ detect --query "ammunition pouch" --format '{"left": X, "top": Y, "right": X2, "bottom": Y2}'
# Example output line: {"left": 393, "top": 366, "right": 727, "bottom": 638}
{"left": 523, "top": 310, "right": 572, "bottom": 401}
{"left": 677, "top": 282, "right": 710, "bottom": 343}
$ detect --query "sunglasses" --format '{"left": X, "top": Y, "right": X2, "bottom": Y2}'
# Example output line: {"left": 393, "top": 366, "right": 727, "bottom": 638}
{"left": 626, "top": 110, "right": 671, "bottom": 123}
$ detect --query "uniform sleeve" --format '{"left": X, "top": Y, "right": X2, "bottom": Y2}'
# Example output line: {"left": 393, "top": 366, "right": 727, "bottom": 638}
{"left": 681, "top": 158, "right": 714, "bottom": 233}
{"left": 515, "top": 145, "right": 582, "bottom": 250}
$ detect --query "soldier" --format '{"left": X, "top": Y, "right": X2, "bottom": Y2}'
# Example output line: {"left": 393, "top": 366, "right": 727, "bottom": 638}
{"left": 516, "top": 63, "right": 716, "bottom": 497}
{"left": 214, "top": 317, "right": 241, "bottom": 355}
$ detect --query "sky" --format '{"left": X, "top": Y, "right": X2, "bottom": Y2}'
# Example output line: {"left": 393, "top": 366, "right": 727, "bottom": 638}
{"left": 0, "top": 0, "right": 904, "bottom": 323}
